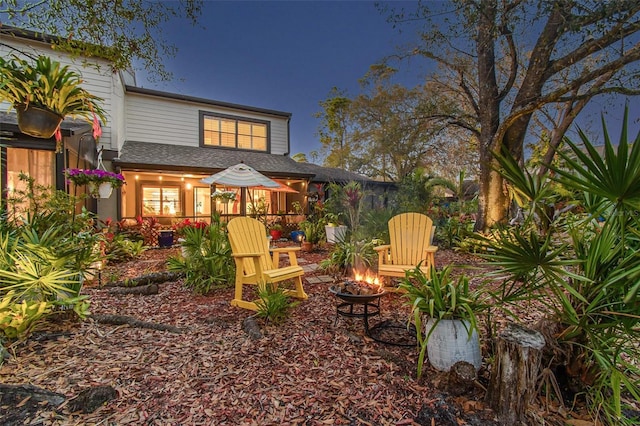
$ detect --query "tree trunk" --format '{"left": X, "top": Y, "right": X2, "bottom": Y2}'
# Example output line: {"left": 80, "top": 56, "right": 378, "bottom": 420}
{"left": 475, "top": 154, "right": 510, "bottom": 231}
{"left": 486, "top": 323, "right": 545, "bottom": 425}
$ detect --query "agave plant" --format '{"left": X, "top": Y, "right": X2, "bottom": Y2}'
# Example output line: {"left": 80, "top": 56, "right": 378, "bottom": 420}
{"left": 484, "top": 106, "right": 640, "bottom": 425}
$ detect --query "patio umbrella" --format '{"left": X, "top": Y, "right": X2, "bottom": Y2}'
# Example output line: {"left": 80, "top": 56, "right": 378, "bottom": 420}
{"left": 200, "top": 163, "right": 281, "bottom": 215}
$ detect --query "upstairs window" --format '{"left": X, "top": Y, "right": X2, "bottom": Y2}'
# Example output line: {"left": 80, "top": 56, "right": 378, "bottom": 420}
{"left": 202, "top": 113, "right": 268, "bottom": 151}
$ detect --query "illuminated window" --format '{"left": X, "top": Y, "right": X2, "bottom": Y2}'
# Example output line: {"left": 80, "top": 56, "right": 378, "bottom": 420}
{"left": 142, "top": 186, "right": 181, "bottom": 216}
{"left": 6, "top": 148, "right": 55, "bottom": 218}
{"left": 201, "top": 114, "right": 268, "bottom": 151}
{"left": 194, "top": 187, "right": 212, "bottom": 217}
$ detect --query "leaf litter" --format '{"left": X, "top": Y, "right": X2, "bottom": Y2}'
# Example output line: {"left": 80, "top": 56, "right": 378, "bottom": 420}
{"left": 0, "top": 247, "right": 508, "bottom": 425}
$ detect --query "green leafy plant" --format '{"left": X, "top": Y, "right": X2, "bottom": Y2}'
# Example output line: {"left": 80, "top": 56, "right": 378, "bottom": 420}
{"left": 0, "top": 55, "right": 107, "bottom": 122}
{"left": 104, "top": 234, "right": 147, "bottom": 263}
{"left": 483, "top": 107, "right": 640, "bottom": 425}
{"left": 299, "top": 218, "right": 325, "bottom": 244}
{"left": 320, "top": 236, "right": 376, "bottom": 276}
{"left": 167, "top": 214, "right": 235, "bottom": 294}
{"left": 0, "top": 291, "right": 51, "bottom": 338}
{"left": 400, "top": 265, "right": 485, "bottom": 378}
{"left": 64, "top": 168, "right": 125, "bottom": 190}
{"left": 255, "top": 284, "right": 298, "bottom": 324}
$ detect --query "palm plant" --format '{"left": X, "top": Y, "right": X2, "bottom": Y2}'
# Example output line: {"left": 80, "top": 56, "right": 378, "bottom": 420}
{"left": 167, "top": 214, "right": 235, "bottom": 294}
{"left": 483, "top": 107, "right": 640, "bottom": 425}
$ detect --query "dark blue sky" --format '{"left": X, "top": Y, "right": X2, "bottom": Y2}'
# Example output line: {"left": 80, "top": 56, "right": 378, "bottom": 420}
{"left": 136, "top": 1, "right": 426, "bottom": 160}
{"left": 137, "top": 1, "right": 638, "bottom": 162}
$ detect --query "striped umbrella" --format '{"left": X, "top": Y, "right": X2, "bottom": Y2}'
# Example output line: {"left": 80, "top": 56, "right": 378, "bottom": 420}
{"left": 200, "top": 163, "right": 281, "bottom": 215}
{"left": 200, "top": 163, "right": 280, "bottom": 188}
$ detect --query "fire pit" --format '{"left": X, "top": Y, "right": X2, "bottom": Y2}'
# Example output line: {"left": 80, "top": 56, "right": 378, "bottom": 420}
{"left": 330, "top": 273, "right": 417, "bottom": 347}
{"left": 329, "top": 273, "right": 386, "bottom": 334}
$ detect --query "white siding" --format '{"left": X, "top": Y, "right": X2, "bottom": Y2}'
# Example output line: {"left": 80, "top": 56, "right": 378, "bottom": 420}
{"left": 125, "top": 93, "right": 290, "bottom": 154}
{"left": 0, "top": 35, "right": 290, "bottom": 155}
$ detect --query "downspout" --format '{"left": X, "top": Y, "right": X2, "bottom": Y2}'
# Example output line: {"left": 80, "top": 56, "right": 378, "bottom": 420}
{"left": 285, "top": 116, "right": 291, "bottom": 156}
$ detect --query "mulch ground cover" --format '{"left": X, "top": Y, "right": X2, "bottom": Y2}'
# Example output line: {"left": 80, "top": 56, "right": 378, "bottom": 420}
{"left": 1, "top": 245, "right": 564, "bottom": 425}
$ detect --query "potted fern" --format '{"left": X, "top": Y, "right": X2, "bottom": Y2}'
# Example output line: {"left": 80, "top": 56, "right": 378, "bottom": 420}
{"left": 400, "top": 265, "right": 485, "bottom": 376}
{"left": 0, "top": 55, "right": 107, "bottom": 150}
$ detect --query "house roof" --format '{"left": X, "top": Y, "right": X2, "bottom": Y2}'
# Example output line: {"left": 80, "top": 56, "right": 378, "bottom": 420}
{"left": 126, "top": 86, "right": 292, "bottom": 119}
{"left": 113, "top": 141, "right": 313, "bottom": 179}
{"left": 293, "top": 161, "right": 380, "bottom": 184}
{"left": 112, "top": 141, "right": 387, "bottom": 187}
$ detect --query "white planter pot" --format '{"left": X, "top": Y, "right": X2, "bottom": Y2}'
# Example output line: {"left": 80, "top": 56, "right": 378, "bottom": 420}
{"left": 98, "top": 182, "right": 113, "bottom": 198}
{"left": 425, "top": 318, "right": 482, "bottom": 372}
{"left": 89, "top": 182, "right": 113, "bottom": 198}
{"left": 325, "top": 225, "right": 347, "bottom": 243}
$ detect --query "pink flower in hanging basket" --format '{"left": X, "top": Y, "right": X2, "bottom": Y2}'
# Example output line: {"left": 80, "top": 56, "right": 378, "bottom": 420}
{"left": 64, "top": 168, "right": 125, "bottom": 188}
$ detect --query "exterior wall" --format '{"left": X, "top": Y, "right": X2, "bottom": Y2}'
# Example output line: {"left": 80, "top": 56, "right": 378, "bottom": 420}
{"left": 0, "top": 35, "right": 125, "bottom": 152}
{"left": 124, "top": 93, "right": 290, "bottom": 154}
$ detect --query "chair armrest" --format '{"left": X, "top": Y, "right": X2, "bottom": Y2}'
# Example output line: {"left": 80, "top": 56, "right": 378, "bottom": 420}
{"left": 272, "top": 247, "right": 301, "bottom": 253}
{"left": 374, "top": 244, "right": 391, "bottom": 265}
{"left": 425, "top": 246, "right": 438, "bottom": 253}
{"left": 271, "top": 246, "right": 301, "bottom": 267}
{"left": 231, "top": 252, "right": 262, "bottom": 258}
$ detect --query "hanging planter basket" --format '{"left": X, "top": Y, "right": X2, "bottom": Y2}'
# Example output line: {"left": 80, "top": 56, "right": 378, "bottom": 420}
{"left": 88, "top": 182, "right": 113, "bottom": 199}
{"left": 15, "top": 104, "right": 63, "bottom": 139}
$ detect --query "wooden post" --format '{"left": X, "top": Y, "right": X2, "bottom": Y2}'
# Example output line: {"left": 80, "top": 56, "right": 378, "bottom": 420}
{"left": 486, "top": 322, "right": 545, "bottom": 424}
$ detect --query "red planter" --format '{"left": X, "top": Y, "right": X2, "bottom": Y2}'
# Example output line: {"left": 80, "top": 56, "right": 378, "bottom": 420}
{"left": 269, "top": 230, "right": 283, "bottom": 240}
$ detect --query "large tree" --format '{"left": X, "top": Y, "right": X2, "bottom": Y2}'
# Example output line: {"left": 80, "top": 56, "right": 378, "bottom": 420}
{"left": 384, "top": 0, "right": 640, "bottom": 230}
{"left": 316, "top": 68, "right": 477, "bottom": 182}
{"left": 0, "top": 0, "right": 202, "bottom": 81}
{"left": 315, "top": 87, "right": 354, "bottom": 170}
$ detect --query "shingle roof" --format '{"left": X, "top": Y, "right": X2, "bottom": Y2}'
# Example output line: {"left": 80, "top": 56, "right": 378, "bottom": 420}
{"left": 113, "top": 141, "right": 313, "bottom": 178}
{"left": 293, "top": 161, "right": 380, "bottom": 184}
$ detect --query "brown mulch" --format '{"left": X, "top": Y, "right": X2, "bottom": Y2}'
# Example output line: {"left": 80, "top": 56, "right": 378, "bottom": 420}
{"left": 1, "top": 246, "right": 553, "bottom": 425}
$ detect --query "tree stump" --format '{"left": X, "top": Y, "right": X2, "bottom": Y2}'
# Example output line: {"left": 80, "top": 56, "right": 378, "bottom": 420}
{"left": 486, "top": 322, "right": 545, "bottom": 425}
{"left": 445, "top": 361, "right": 477, "bottom": 396}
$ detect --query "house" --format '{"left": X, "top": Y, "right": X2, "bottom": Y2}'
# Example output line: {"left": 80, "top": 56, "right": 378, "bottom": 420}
{"left": 0, "top": 27, "right": 388, "bottom": 226}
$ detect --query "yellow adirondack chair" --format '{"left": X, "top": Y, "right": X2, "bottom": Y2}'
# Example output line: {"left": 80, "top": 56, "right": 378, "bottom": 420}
{"left": 374, "top": 213, "right": 438, "bottom": 286}
{"left": 227, "top": 217, "right": 308, "bottom": 310}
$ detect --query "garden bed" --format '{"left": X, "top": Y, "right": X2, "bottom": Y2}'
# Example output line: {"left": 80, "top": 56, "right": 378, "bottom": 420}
{"left": 0, "top": 246, "right": 571, "bottom": 425}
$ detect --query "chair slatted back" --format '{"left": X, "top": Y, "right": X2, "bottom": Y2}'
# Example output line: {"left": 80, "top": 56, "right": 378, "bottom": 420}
{"left": 388, "top": 212, "right": 433, "bottom": 266}
{"left": 227, "top": 217, "right": 272, "bottom": 275}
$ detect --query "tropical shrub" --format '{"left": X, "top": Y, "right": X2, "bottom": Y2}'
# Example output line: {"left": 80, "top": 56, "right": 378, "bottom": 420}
{"left": 400, "top": 265, "right": 485, "bottom": 378}
{"left": 167, "top": 214, "right": 234, "bottom": 294}
{"left": 0, "top": 177, "right": 99, "bottom": 340}
{"left": 482, "top": 108, "right": 640, "bottom": 425}
{"left": 104, "top": 234, "right": 147, "bottom": 263}
{"left": 255, "top": 285, "right": 298, "bottom": 324}
{"left": 0, "top": 227, "right": 93, "bottom": 339}
{"left": 320, "top": 235, "right": 376, "bottom": 276}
